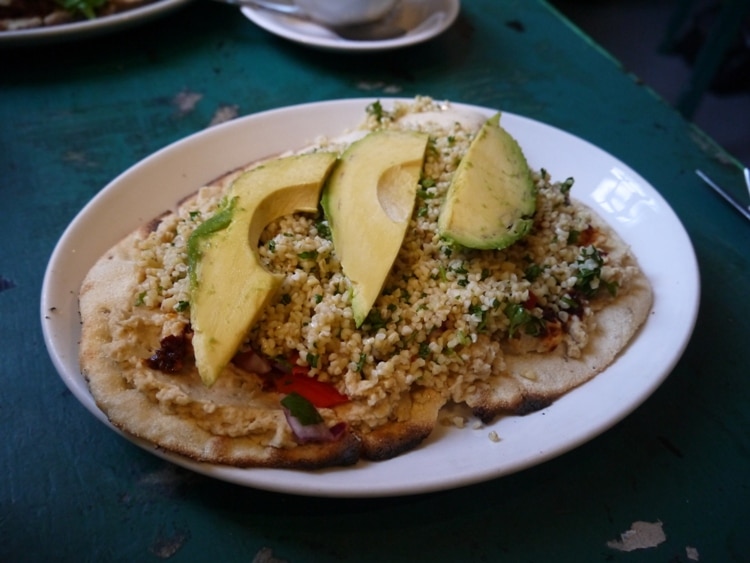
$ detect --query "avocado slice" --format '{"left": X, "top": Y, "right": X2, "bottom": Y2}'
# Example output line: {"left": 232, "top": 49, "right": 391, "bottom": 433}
{"left": 321, "top": 129, "right": 429, "bottom": 327}
{"left": 438, "top": 113, "right": 536, "bottom": 250}
{"left": 188, "top": 152, "right": 337, "bottom": 386}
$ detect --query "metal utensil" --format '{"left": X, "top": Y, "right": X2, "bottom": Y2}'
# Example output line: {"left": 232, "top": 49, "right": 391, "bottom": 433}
{"left": 213, "top": 0, "right": 407, "bottom": 41}
{"left": 696, "top": 169, "right": 750, "bottom": 222}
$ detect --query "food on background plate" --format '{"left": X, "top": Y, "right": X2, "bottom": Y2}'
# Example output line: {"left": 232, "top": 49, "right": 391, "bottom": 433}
{"left": 0, "top": 0, "right": 158, "bottom": 31}
{"left": 78, "top": 97, "right": 653, "bottom": 469}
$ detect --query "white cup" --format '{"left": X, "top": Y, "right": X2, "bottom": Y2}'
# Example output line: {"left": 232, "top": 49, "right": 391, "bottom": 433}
{"left": 251, "top": 0, "right": 399, "bottom": 27}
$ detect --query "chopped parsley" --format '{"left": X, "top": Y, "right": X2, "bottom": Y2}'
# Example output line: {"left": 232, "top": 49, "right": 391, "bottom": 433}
{"left": 419, "top": 177, "right": 436, "bottom": 192}
{"left": 418, "top": 342, "right": 430, "bottom": 359}
{"left": 469, "top": 304, "right": 488, "bottom": 331}
{"left": 315, "top": 220, "right": 331, "bottom": 239}
{"left": 305, "top": 353, "right": 319, "bottom": 368}
{"left": 187, "top": 197, "right": 237, "bottom": 288}
{"left": 504, "top": 302, "right": 544, "bottom": 338}
{"left": 575, "top": 245, "right": 606, "bottom": 297}
{"left": 355, "top": 353, "right": 367, "bottom": 372}
{"left": 525, "top": 263, "right": 544, "bottom": 282}
{"left": 364, "top": 309, "right": 387, "bottom": 331}
{"left": 298, "top": 250, "right": 319, "bottom": 261}
{"left": 366, "top": 100, "right": 390, "bottom": 122}
{"left": 561, "top": 177, "right": 575, "bottom": 194}
{"left": 280, "top": 393, "right": 323, "bottom": 426}
{"left": 56, "top": 0, "right": 107, "bottom": 19}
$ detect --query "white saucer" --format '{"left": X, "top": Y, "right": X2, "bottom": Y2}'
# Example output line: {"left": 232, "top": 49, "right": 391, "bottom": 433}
{"left": 241, "top": 0, "right": 460, "bottom": 52}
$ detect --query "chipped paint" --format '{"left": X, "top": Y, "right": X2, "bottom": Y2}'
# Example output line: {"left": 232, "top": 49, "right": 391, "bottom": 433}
{"left": 606, "top": 521, "right": 666, "bottom": 552}
{"left": 62, "top": 151, "right": 96, "bottom": 168}
{"left": 149, "top": 524, "right": 190, "bottom": 559}
{"left": 209, "top": 105, "right": 240, "bottom": 127}
{"left": 252, "top": 547, "right": 287, "bottom": 563}
{"left": 688, "top": 125, "right": 737, "bottom": 166}
{"left": 355, "top": 81, "right": 402, "bottom": 94}
{"left": 173, "top": 90, "right": 204, "bottom": 116}
{"left": 137, "top": 466, "right": 195, "bottom": 495}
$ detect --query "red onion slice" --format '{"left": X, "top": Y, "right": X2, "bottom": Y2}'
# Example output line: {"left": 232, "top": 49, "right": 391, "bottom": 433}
{"left": 232, "top": 349, "right": 272, "bottom": 374}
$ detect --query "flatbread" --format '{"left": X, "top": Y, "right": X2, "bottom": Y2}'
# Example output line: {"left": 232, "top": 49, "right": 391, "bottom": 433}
{"left": 79, "top": 98, "right": 653, "bottom": 469}
{"left": 466, "top": 209, "right": 653, "bottom": 418}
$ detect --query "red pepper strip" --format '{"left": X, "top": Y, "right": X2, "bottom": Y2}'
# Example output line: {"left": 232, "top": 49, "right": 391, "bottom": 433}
{"left": 273, "top": 368, "right": 349, "bottom": 409}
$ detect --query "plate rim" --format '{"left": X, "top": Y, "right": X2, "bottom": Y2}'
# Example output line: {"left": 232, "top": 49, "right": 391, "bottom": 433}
{"left": 240, "top": 0, "right": 460, "bottom": 52}
{"left": 40, "top": 97, "right": 700, "bottom": 497}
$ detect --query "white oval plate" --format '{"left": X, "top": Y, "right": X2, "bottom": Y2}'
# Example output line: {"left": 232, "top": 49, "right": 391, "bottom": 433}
{"left": 0, "top": 0, "right": 192, "bottom": 46}
{"left": 241, "top": 0, "right": 460, "bottom": 52}
{"left": 41, "top": 98, "right": 699, "bottom": 497}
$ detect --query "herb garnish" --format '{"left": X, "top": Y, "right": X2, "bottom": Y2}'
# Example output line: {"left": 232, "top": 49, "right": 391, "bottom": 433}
{"left": 280, "top": 392, "right": 324, "bottom": 425}
{"left": 187, "top": 197, "right": 237, "bottom": 287}
{"left": 418, "top": 342, "right": 430, "bottom": 359}
{"left": 315, "top": 220, "right": 331, "bottom": 239}
{"left": 525, "top": 263, "right": 543, "bottom": 282}
{"left": 560, "top": 177, "right": 575, "bottom": 194}
{"left": 469, "top": 304, "right": 488, "bottom": 331}
{"left": 56, "top": 0, "right": 107, "bottom": 19}
{"left": 575, "top": 245, "right": 616, "bottom": 297}
{"left": 355, "top": 353, "right": 367, "bottom": 373}
{"left": 305, "top": 353, "right": 319, "bottom": 368}
{"left": 366, "top": 100, "right": 390, "bottom": 122}
{"left": 364, "top": 309, "right": 387, "bottom": 331}
{"left": 504, "top": 302, "right": 544, "bottom": 337}
{"left": 298, "top": 250, "right": 319, "bottom": 261}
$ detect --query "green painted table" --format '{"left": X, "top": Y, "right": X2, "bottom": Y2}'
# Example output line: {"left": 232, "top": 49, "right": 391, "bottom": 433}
{"left": 2, "top": 1, "right": 748, "bottom": 561}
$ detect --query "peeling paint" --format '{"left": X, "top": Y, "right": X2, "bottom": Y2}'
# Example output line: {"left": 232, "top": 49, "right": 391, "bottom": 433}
{"left": 62, "top": 151, "right": 97, "bottom": 168}
{"left": 149, "top": 524, "right": 190, "bottom": 559}
{"left": 355, "top": 80, "right": 402, "bottom": 94}
{"left": 209, "top": 105, "right": 240, "bottom": 127}
{"left": 137, "top": 465, "right": 196, "bottom": 497}
{"left": 252, "top": 547, "right": 287, "bottom": 563}
{"left": 688, "top": 125, "right": 737, "bottom": 166}
{"left": 173, "top": 90, "right": 204, "bottom": 116}
{"left": 606, "top": 520, "right": 666, "bottom": 552}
